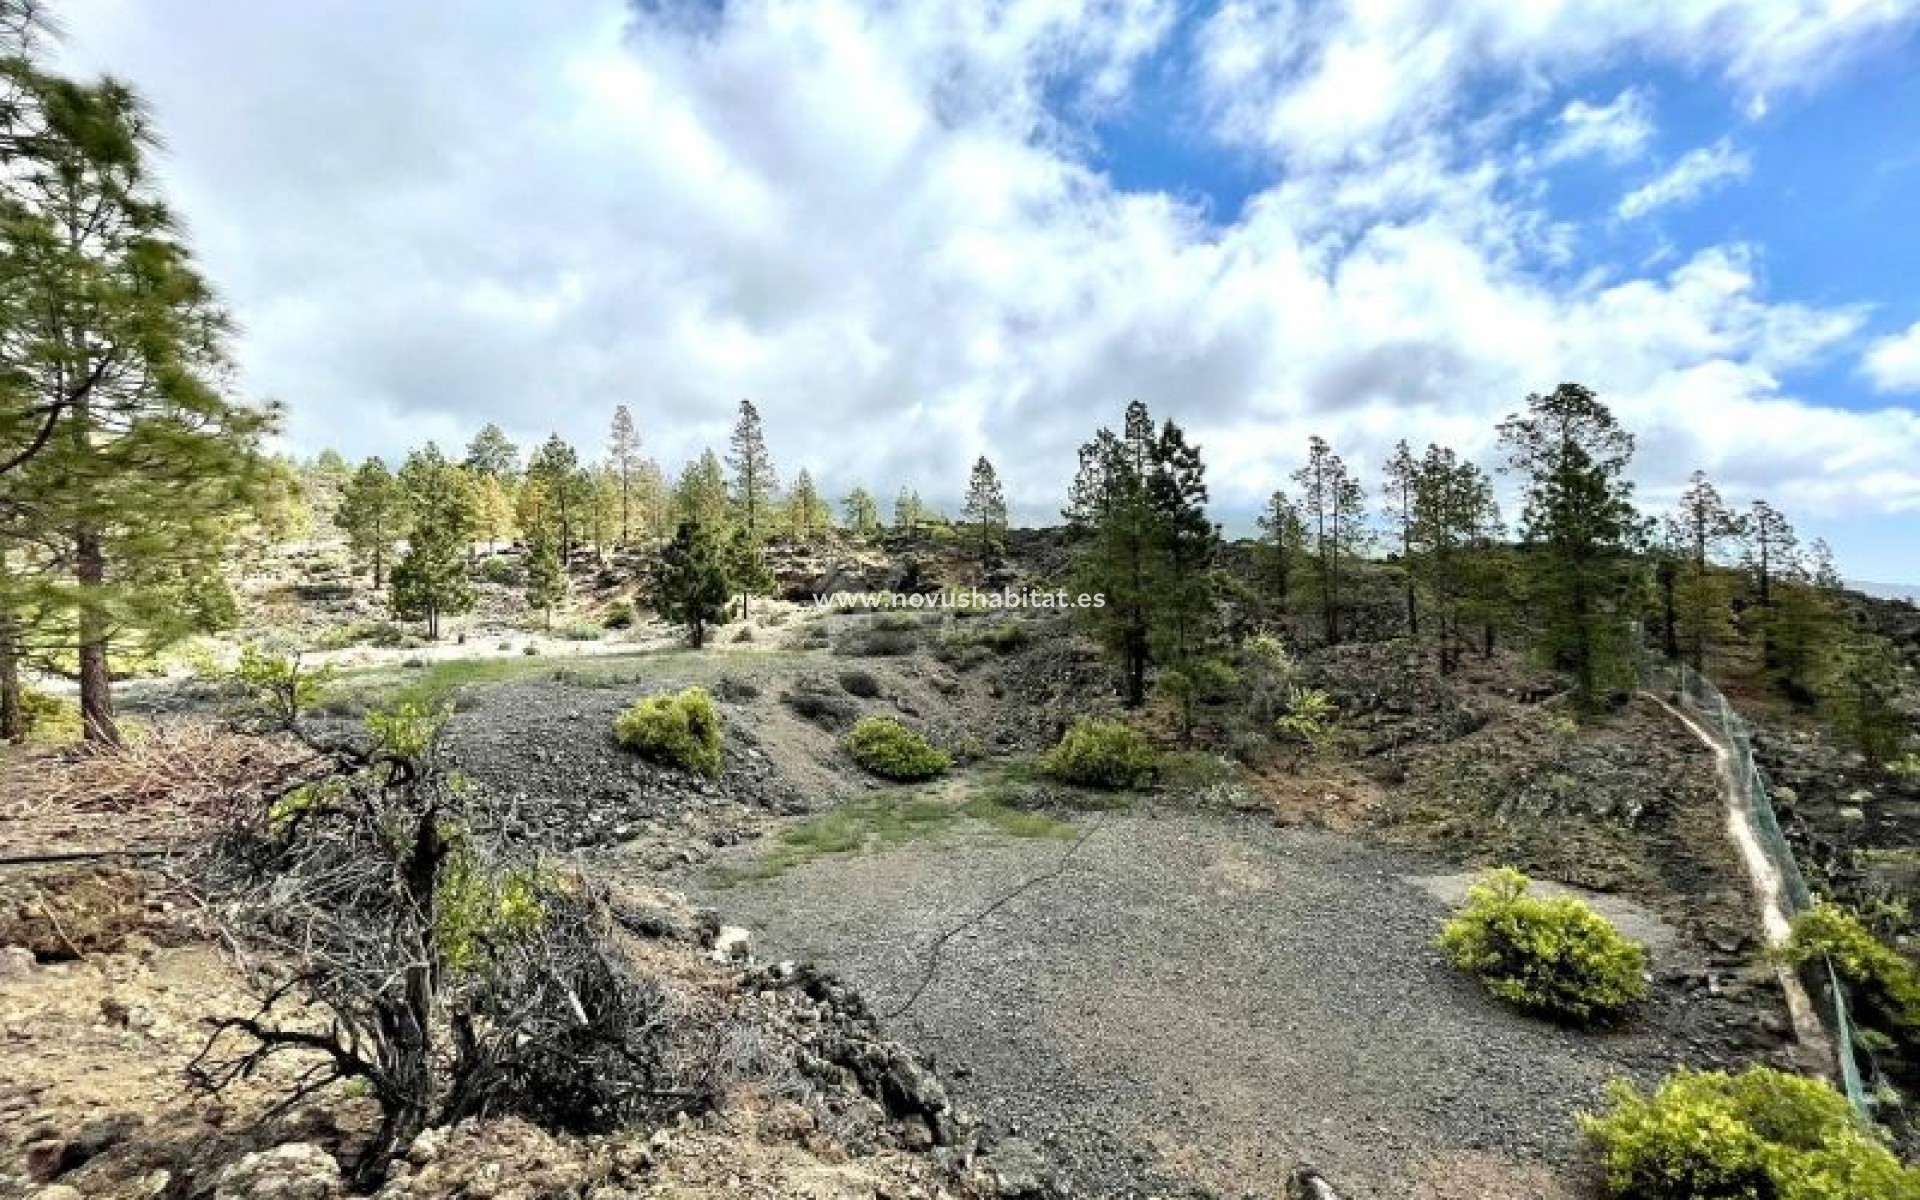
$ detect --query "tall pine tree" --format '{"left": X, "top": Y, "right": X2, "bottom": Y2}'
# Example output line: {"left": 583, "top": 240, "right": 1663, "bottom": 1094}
{"left": 335, "top": 458, "right": 402, "bottom": 589}
{"left": 390, "top": 445, "right": 475, "bottom": 640}
{"left": 962, "top": 456, "right": 1007, "bottom": 567}
{"left": 1498, "top": 383, "right": 1643, "bottom": 711}
{"left": 1065, "top": 402, "right": 1215, "bottom": 706}
{"left": 0, "top": 54, "right": 271, "bottom": 742}
{"left": 608, "top": 405, "right": 639, "bottom": 546}
{"left": 1292, "top": 437, "right": 1367, "bottom": 645}
{"left": 726, "top": 399, "right": 777, "bottom": 544}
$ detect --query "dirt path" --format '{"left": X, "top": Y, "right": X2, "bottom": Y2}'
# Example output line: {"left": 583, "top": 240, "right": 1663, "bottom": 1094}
{"left": 675, "top": 809, "right": 1713, "bottom": 1200}
{"left": 1645, "top": 692, "right": 1835, "bottom": 1076}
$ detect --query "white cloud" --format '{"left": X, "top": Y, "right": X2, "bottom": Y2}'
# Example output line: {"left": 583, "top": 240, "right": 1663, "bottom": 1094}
{"left": 1194, "top": 0, "right": 1914, "bottom": 166}
{"left": 1862, "top": 321, "right": 1920, "bottom": 392}
{"left": 43, "top": 0, "right": 1920, "bottom": 559}
{"left": 1545, "top": 89, "right": 1655, "bottom": 164}
{"left": 1617, "top": 140, "right": 1753, "bottom": 219}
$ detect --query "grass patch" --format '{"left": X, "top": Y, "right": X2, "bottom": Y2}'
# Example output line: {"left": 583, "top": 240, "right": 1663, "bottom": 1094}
{"left": 712, "top": 786, "right": 1073, "bottom": 885}
{"left": 323, "top": 647, "right": 804, "bottom": 715}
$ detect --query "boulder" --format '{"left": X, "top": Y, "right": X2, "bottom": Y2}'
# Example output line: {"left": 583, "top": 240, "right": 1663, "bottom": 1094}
{"left": 214, "top": 1143, "right": 345, "bottom": 1200}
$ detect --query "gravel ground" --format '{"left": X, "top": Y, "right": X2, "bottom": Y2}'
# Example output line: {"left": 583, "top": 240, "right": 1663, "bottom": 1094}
{"left": 676, "top": 808, "right": 1790, "bottom": 1200}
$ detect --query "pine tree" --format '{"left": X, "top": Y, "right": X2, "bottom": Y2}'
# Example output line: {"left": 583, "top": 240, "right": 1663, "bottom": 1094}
{"left": 843, "top": 487, "right": 880, "bottom": 537}
{"left": 1819, "top": 633, "right": 1911, "bottom": 762}
{"left": 1065, "top": 401, "right": 1215, "bottom": 706}
{"left": 525, "top": 435, "right": 584, "bottom": 559}
{"left": 1743, "top": 499, "right": 1799, "bottom": 674}
{"left": 726, "top": 399, "right": 777, "bottom": 544}
{"left": 1408, "top": 444, "right": 1499, "bottom": 674}
{"left": 1255, "top": 490, "right": 1306, "bottom": 616}
{"left": 633, "top": 458, "right": 669, "bottom": 540}
{"left": 336, "top": 459, "right": 402, "bottom": 588}
{"left": 470, "top": 473, "right": 515, "bottom": 552}
{"left": 1145, "top": 419, "right": 1216, "bottom": 669}
{"left": 1665, "top": 471, "right": 1743, "bottom": 671}
{"left": 523, "top": 519, "right": 566, "bottom": 628}
{"left": 673, "top": 451, "right": 730, "bottom": 532}
{"left": 1292, "top": 437, "right": 1368, "bottom": 645}
{"left": 0, "top": 55, "right": 272, "bottom": 742}
{"left": 893, "top": 487, "right": 923, "bottom": 534}
{"left": 726, "top": 526, "right": 775, "bottom": 617}
{"left": 787, "top": 469, "right": 829, "bottom": 540}
{"left": 962, "top": 456, "right": 1008, "bottom": 566}
{"left": 608, "top": 405, "right": 639, "bottom": 545}
{"left": 653, "top": 518, "right": 730, "bottom": 648}
{"left": 583, "top": 464, "right": 620, "bottom": 563}
{"left": 1382, "top": 439, "right": 1420, "bottom": 637}
{"left": 1498, "top": 383, "right": 1644, "bottom": 710}
{"left": 390, "top": 445, "right": 476, "bottom": 640}
{"left": 463, "top": 423, "right": 519, "bottom": 480}
{"left": 1807, "top": 538, "right": 1841, "bottom": 590}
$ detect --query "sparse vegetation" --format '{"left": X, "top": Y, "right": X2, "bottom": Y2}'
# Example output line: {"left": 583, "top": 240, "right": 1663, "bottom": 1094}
{"left": 613, "top": 686, "right": 724, "bottom": 777}
{"left": 714, "top": 788, "right": 1074, "bottom": 885}
{"left": 1039, "top": 717, "right": 1159, "bottom": 790}
{"left": 1779, "top": 904, "right": 1920, "bottom": 1036}
{"left": 1438, "top": 867, "right": 1648, "bottom": 1026}
{"left": 845, "top": 715, "right": 951, "bottom": 781}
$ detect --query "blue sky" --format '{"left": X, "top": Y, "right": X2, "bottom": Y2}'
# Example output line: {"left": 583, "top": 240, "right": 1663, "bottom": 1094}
{"left": 54, "top": 0, "right": 1920, "bottom": 582}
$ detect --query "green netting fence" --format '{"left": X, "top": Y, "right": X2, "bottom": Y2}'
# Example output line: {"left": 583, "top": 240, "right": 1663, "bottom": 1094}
{"left": 1646, "top": 659, "right": 1871, "bottom": 1119}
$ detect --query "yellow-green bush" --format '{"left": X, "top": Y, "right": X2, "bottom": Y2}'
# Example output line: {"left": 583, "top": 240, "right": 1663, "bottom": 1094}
{"left": 1779, "top": 903, "right": 1920, "bottom": 1034}
{"left": 1038, "top": 717, "right": 1158, "bottom": 790}
{"left": 845, "top": 716, "right": 951, "bottom": 781}
{"left": 434, "top": 851, "right": 551, "bottom": 974}
{"left": 16, "top": 686, "right": 79, "bottom": 741}
{"left": 1580, "top": 1066, "right": 1920, "bottom": 1199}
{"left": 1437, "top": 867, "right": 1648, "bottom": 1026}
{"left": 613, "top": 687, "right": 723, "bottom": 777}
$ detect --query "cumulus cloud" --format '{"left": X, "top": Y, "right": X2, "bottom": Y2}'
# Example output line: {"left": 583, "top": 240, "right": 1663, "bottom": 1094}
{"left": 1862, "top": 321, "right": 1920, "bottom": 392}
{"left": 46, "top": 0, "right": 1920, "bottom": 545}
{"left": 1617, "top": 140, "right": 1753, "bottom": 219}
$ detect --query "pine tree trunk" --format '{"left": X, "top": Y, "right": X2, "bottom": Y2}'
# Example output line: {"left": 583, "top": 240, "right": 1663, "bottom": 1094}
{"left": 1658, "top": 562, "right": 1678, "bottom": 660}
{"left": 0, "top": 620, "right": 22, "bottom": 743}
{"left": 75, "top": 531, "right": 119, "bottom": 746}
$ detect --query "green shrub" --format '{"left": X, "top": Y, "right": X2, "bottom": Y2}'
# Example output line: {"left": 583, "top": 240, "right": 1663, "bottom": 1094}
{"left": 933, "top": 631, "right": 993, "bottom": 670}
{"left": 363, "top": 620, "right": 409, "bottom": 648}
{"left": 1273, "top": 686, "right": 1335, "bottom": 751}
{"left": 835, "top": 626, "right": 914, "bottom": 656}
{"left": 16, "top": 686, "right": 79, "bottom": 741}
{"left": 229, "top": 645, "right": 336, "bottom": 728}
{"left": 1779, "top": 904, "right": 1920, "bottom": 1035}
{"left": 838, "top": 669, "right": 882, "bottom": 698}
{"left": 1580, "top": 1066, "right": 1919, "bottom": 1199}
{"left": 982, "top": 621, "right": 1028, "bottom": 652}
{"left": 845, "top": 716, "right": 951, "bottom": 781}
{"left": 479, "top": 557, "right": 519, "bottom": 585}
{"left": 1437, "top": 867, "right": 1648, "bottom": 1026}
{"left": 602, "top": 602, "right": 636, "bottom": 630}
{"left": 613, "top": 687, "right": 723, "bottom": 777}
{"left": 1038, "top": 718, "right": 1158, "bottom": 790}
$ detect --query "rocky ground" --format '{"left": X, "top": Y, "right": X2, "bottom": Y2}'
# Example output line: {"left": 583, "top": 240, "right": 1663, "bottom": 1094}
{"left": 671, "top": 798, "right": 1795, "bottom": 1200}
{"left": 6, "top": 533, "right": 1900, "bottom": 1198}
{"left": 0, "top": 863, "right": 1017, "bottom": 1200}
